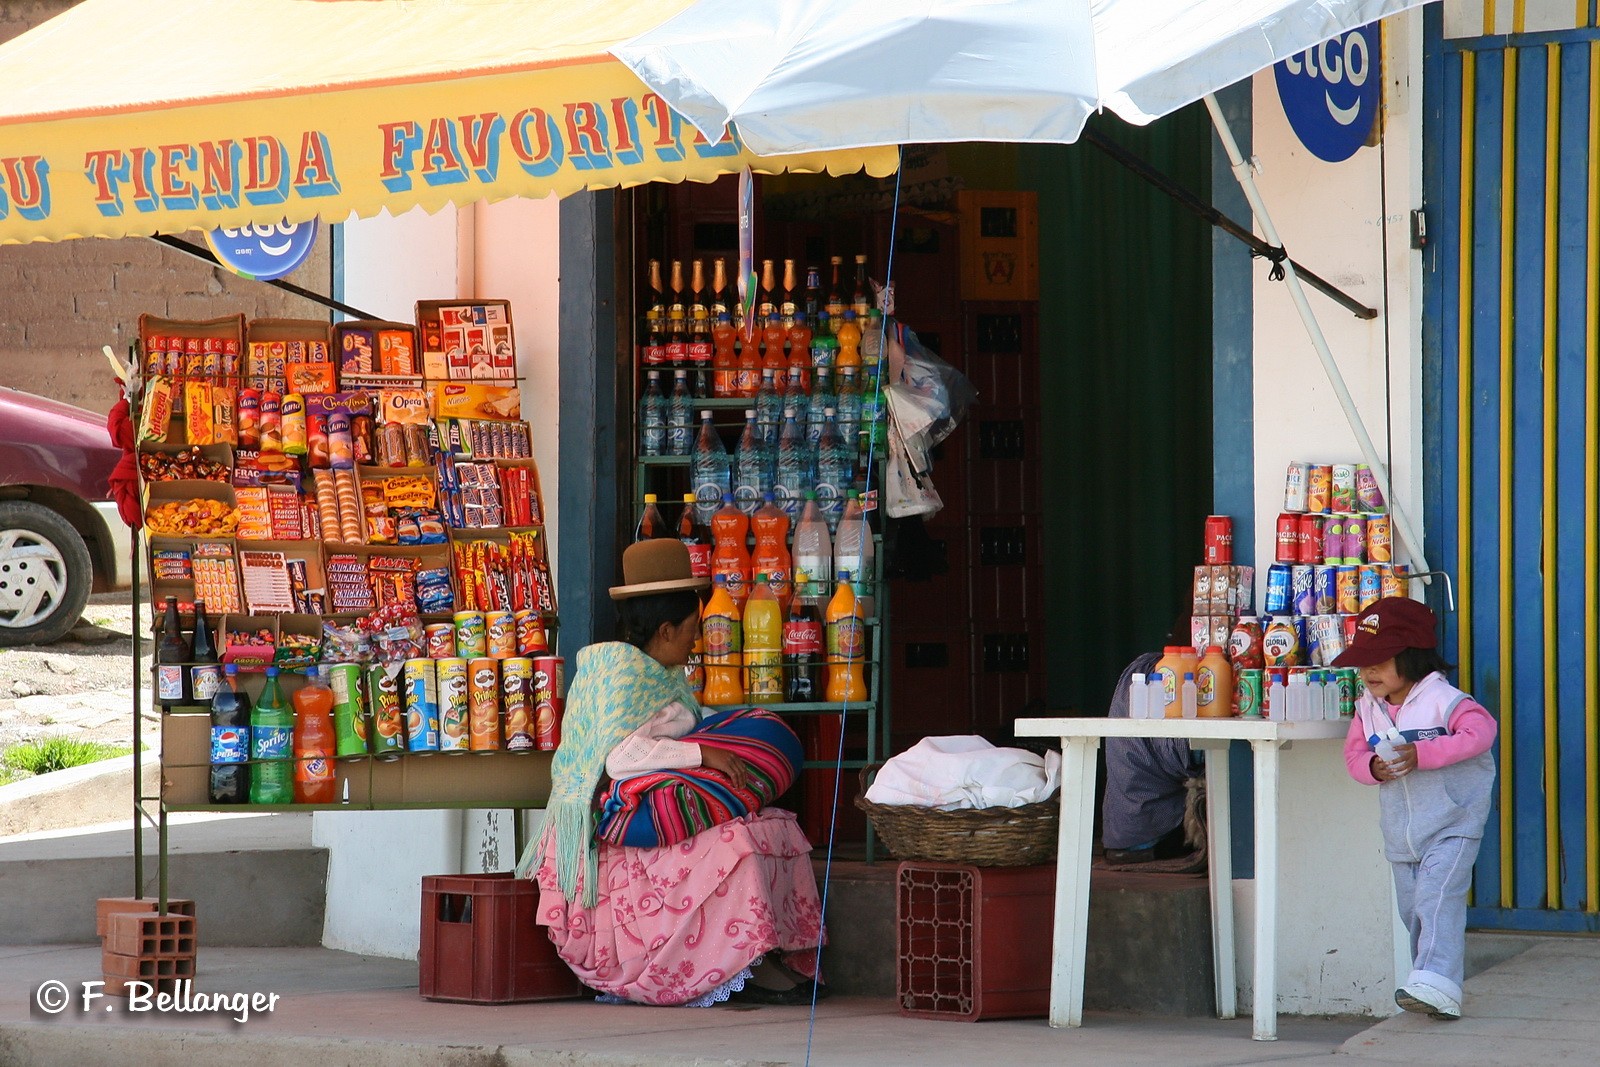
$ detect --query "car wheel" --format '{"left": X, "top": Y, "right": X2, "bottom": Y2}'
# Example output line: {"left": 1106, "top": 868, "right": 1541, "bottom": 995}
{"left": 0, "top": 500, "right": 92, "bottom": 647}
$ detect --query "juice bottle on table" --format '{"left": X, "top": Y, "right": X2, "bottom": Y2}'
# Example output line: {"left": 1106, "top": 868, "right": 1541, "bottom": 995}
{"left": 835, "top": 309, "right": 862, "bottom": 370}
{"left": 752, "top": 492, "right": 793, "bottom": 613}
{"left": 825, "top": 572, "right": 867, "bottom": 703}
{"left": 1152, "top": 646, "right": 1200, "bottom": 719}
{"left": 701, "top": 576, "right": 744, "bottom": 707}
{"left": 743, "top": 573, "right": 784, "bottom": 702}
{"left": 712, "top": 312, "right": 738, "bottom": 398}
{"left": 292, "top": 665, "right": 337, "bottom": 803}
{"left": 1196, "top": 645, "right": 1234, "bottom": 719}
{"left": 710, "top": 492, "right": 752, "bottom": 605}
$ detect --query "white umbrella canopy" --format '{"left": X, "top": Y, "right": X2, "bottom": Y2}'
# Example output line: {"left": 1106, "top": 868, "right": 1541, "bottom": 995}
{"left": 613, "top": 0, "right": 1426, "bottom": 155}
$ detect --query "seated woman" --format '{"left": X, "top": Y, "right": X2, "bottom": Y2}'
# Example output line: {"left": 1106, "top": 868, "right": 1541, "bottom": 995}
{"left": 516, "top": 539, "right": 825, "bottom": 1006}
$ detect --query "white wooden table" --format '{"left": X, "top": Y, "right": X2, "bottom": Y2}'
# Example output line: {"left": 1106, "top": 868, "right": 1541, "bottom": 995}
{"left": 1013, "top": 716, "right": 1351, "bottom": 1041}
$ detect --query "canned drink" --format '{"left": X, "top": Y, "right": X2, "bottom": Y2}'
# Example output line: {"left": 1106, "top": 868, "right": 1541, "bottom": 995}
{"left": 1382, "top": 564, "right": 1409, "bottom": 599}
{"left": 1331, "top": 464, "right": 1357, "bottom": 512}
{"left": 1306, "top": 464, "right": 1334, "bottom": 514}
{"left": 1358, "top": 565, "right": 1383, "bottom": 611}
{"left": 1274, "top": 513, "right": 1300, "bottom": 563}
{"left": 1228, "top": 616, "right": 1265, "bottom": 670}
{"left": 1296, "top": 513, "right": 1325, "bottom": 564}
{"left": 436, "top": 658, "right": 469, "bottom": 751}
{"left": 453, "top": 611, "right": 487, "bottom": 658}
{"left": 514, "top": 610, "right": 548, "bottom": 656}
{"left": 1264, "top": 563, "right": 1293, "bottom": 615}
{"left": 1366, "top": 514, "right": 1392, "bottom": 563}
{"left": 367, "top": 665, "right": 406, "bottom": 756}
{"left": 1335, "top": 566, "right": 1360, "bottom": 614}
{"left": 402, "top": 658, "right": 440, "bottom": 752}
{"left": 1283, "top": 461, "right": 1310, "bottom": 512}
{"left": 1341, "top": 613, "right": 1359, "bottom": 645}
{"left": 502, "top": 657, "right": 534, "bottom": 750}
{"left": 1290, "top": 564, "right": 1316, "bottom": 616}
{"left": 1341, "top": 513, "right": 1366, "bottom": 564}
{"left": 1204, "top": 515, "right": 1233, "bottom": 565}
{"left": 1305, "top": 614, "right": 1342, "bottom": 666}
{"left": 1235, "top": 669, "right": 1264, "bottom": 718}
{"left": 468, "top": 658, "right": 501, "bottom": 750}
{"left": 1321, "top": 515, "right": 1343, "bottom": 565}
{"left": 1312, "top": 565, "right": 1336, "bottom": 615}
{"left": 424, "top": 623, "right": 456, "bottom": 659}
{"left": 1354, "top": 464, "right": 1387, "bottom": 511}
{"left": 327, "top": 662, "right": 368, "bottom": 758}
{"left": 486, "top": 611, "right": 515, "bottom": 659}
{"left": 1337, "top": 668, "right": 1360, "bottom": 717}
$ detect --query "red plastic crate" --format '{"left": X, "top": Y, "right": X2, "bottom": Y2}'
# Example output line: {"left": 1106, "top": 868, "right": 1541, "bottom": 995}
{"left": 419, "top": 872, "right": 585, "bottom": 1004}
{"left": 896, "top": 861, "right": 1055, "bottom": 1021}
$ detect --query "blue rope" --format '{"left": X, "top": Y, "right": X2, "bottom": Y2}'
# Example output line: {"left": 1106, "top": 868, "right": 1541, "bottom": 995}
{"left": 805, "top": 146, "right": 903, "bottom": 1065}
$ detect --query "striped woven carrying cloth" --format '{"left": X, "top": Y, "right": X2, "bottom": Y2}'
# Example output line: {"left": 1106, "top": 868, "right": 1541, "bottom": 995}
{"left": 595, "top": 708, "right": 803, "bottom": 849}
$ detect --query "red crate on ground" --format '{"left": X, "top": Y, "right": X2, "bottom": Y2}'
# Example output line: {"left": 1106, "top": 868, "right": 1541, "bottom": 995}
{"left": 419, "top": 872, "right": 585, "bottom": 1004}
{"left": 95, "top": 897, "right": 196, "bottom": 938}
{"left": 103, "top": 912, "right": 199, "bottom": 958}
{"left": 896, "top": 861, "right": 1055, "bottom": 1021}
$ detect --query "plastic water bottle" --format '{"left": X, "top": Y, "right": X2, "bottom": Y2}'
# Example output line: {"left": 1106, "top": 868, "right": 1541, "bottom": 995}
{"left": 691, "top": 410, "right": 731, "bottom": 523}
{"left": 666, "top": 370, "right": 694, "bottom": 456}
{"left": 783, "top": 367, "right": 811, "bottom": 428}
{"left": 774, "top": 408, "right": 809, "bottom": 520}
{"left": 1375, "top": 728, "right": 1411, "bottom": 778}
{"left": 1180, "top": 672, "right": 1198, "bottom": 719}
{"left": 1286, "top": 671, "right": 1307, "bottom": 721}
{"left": 1266, "top": 673, "right": 1287, "bottom": 721}
{"left": 835, "top": 366, "right": 863, "bottom": 464}
{"left": 813, "top": 407, "right": 849, "bottom": 529}
{"left": 808, "top": 367, "right": 836, "bottom": 444}
{"left": 734, "top": 408, "right": 769, "bottom": 515}
{"left": 755, "top": 367, "right": 782, "bottom": 449}
{"left": 639, "top": 370, "right": 666, "bottom": 456}
{"left": 792, "top": 491, "right": 832, "bottom": 604}
{"left": 833, "top": 490, "right": 875, "bottom": 617}
{"left": 1128, "top": 673, "right": 1149, "bottom": 719}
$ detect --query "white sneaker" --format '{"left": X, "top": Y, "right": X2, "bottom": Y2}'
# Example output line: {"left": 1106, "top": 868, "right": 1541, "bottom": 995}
{"left": 1395, "top": 982, "right": 1461, "bottom": 1021}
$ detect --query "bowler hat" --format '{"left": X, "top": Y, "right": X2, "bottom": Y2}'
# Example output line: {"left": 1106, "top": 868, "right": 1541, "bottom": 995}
{"left": 608, "top": 539, "right": 709, "bottom": 600}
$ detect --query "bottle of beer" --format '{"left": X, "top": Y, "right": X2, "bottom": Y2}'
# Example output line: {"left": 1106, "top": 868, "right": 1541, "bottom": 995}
{"left": 803, "top": 264, "right": 823, "bottom": 323}
{"left": 688, "top": 259, "right": 713, "bottom": 396}
{"left": 780, "top": 259, "right": 798, "bottom": 329}
{"left": 757, "top": 259, "right": 778, "bottom": 323}
{"left": 645, "top": 259, "right": 667, "bottom": 366}
{"left": 667, "top": 260, "right": 688, "bottom": 369}
{"left": 783, "top": 596, "right": 824, "bottom": 702}
{"left": 208, "top": 663, "right": 251, "bottom": 804}
{"left": 189, "top": 600, "right": 221, "bottom": 705}
{"left": 710, "top": 258, "right": 731, "bottom": 322}
{"left": 156, "top": 595, "right": 192, "bottom": 708}
{"left": 825, "top": 256, "right": 846, "bottom": 329}
{"left": 852, "top": 254, "right": 872, "bottom": 320}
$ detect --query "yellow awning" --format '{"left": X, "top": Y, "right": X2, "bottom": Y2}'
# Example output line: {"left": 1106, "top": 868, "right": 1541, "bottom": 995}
{"left": 0, "top": 0, "right": 898, "bottom": 244}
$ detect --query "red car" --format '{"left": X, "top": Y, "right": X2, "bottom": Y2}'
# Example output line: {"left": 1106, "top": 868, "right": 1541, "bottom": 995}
{"left": 0, "top": 386, "right": 132, "bottom": 645}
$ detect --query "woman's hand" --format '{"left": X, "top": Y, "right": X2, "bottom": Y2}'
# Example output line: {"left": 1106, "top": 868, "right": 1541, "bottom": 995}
{"left": 699, "top": 745, "right": 748, "bottom": 790}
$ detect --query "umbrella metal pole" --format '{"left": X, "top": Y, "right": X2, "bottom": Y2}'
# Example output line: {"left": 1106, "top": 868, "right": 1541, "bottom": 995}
{"left": 1202, "top": 93, "right": 1430, "bottom": 578}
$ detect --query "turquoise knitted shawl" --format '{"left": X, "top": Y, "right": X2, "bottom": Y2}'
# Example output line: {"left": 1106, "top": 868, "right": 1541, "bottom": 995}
{"left": 515, "top": 641, "right": 697, "bottom": 906}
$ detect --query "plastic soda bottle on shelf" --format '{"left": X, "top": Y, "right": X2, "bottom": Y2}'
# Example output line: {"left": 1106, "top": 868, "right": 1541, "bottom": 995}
{"left": 813, "top": 408, "right": 850, "bottom": 530}
{"left": 825, "top": 571, "right": 868, "bottom": 703}
{"left": 807, "top": 367, "right": 836, "bottom": 443}
{"left": 786, "top": 312, "right": 813, "bottom": 393}
{"left": 792, "top": 491, "right": 833, "bottom": 604}
{"left": 249, "top": 666, "right": 295, "bottom": 804}
{"left": 752, "top": 492, "right": 793, "bottom": 612}
{"left": 208, "top": 663, "right": 251, "bottom": 804}
{"left": 782, "top": 365, "right": 811, "bottom": 430}
{"left": 635, "top": 493, "right": 669, "bottom": 542}
{"left": 667, "top": 370, "right": 694, "bottom": 455}
{"left": 701, "top": 576, "right": 745, "bottom": 707}
{"left": 773, "top": 408, "right": 810, "bottom": 520}
{"left": 743, "top": 573, "right": 784, "bottom": 702}
{"left": 835, "top": 309, "right": 862, "bottom": 369}
{"left": 833, "top": 490, "right": 875, "bottom": 617}
{"left": 678, "top": 492, "right": 712, "bottom": 578}
{"left": 762, "top": 313, "right": 787, "bottom": 378}
{"left": 835, "top": 367, "right": 862, "bottom": 461}
{"left": 784, "top": 594, "right": 824, "bottom": 703}
{"left": 712, "top": 312, "right": 738, "bottom": 397}
{"left": 810, "top": 317, "right": 838, "bottom": 373}
{"left": 685, "top": 612, "right": 706, "bottom": 702}
{"left": 735, "top": 327, "right": 760, "bottom": 397}
{"left": 710, "top": 493, "right": 752, "bottom": 605}
{"left": 691, "top": 410, "right": 731, "bottom": 523}
{"left": 292, "top": 665, "right": 337, "bottom": 804}
{"left": 734, "top": 409, "right": 769, "bottom": 514}
{"left": 639, "top": 370, "right": 666, "bottom": 456}
{"left": 755, "top": 368, "right": 782, "bottom": 449}
{"left": 862, "top": 308, "right": 884, "bottom": 371}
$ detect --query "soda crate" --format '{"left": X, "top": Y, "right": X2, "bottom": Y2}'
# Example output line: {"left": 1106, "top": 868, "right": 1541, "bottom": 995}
{"left": 103, "top": 911, "right": 198, "bottom": 958}
{"left": 419, "top": 872, "right": 584, "bottom": 1004}
{"left": 896, "top": 861, "right": 1055, "bottom": 1021}
{"left": 95, "top": 897, "right": 196, "bottom": 939}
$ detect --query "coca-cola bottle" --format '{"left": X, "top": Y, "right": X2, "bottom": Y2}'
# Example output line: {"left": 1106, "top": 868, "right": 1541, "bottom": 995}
{"left": 783, "top": 597, "right": 824, "bottom": 702}
{"left": 677, "top": 493, "right": 713, "bottom": 578}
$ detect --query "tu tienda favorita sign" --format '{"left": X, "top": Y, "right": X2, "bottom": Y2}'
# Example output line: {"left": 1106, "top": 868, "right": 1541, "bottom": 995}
{"left": 1274, "top": 23, "right": 1381, "bottom": 163}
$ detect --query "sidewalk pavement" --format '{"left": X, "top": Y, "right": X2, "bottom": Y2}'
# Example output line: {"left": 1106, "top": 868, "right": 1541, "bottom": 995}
{"left": 1, "top": 938, "right": 1595, "bottom": 1066}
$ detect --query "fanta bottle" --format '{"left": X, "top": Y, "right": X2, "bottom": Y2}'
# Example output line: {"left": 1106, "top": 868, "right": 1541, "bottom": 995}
{"left": 762, "top": 313, "right": 787, "bottom": 378}
{"left": 735, "top": 327, "right": 760, "bottom": 398}
{"left": 786, "top": 312, "right": 813, "bottom": 393}
{"left": 752, "top": 492, "right": 793, "bottom": 613}
{"left": 712, "top": 312, "right": 738, "bottom": 398}
{"left": 710, "top": 493, "right": 752, "bottom": 605}
{"left": 701, "top": 576, "right": 744, "bottom": 706}
{"left": 743, "top": 573, "right": 784, "bottom": 702}
{"left": 292, "top": 666, "right": 337, "bottom": 803}
{"left": 825, "top": 572, "right": 868, "bottom": 703}
{"left": 685, "top": 607, "right": 706, "bottom": 701}
{"left": 835, "top": 309, "right": 862, "bottom": 370}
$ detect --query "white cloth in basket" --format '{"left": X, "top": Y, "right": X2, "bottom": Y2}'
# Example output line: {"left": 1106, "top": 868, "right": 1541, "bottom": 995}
{"left": 865, "top": 736, "right": 1060, "bottom": 810}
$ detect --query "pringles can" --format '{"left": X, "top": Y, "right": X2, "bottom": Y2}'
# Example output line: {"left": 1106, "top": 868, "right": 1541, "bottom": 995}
{"left": 502, "top": 657, "right": 534, "bottom": 750}
{"left": 514, "top": 609, "right": 548, "bottom": 656}
{"left": 1203, "top": 515, "right": 1233, "bottom": 565}
{"left": 402, "top": 658, "right": 440, "bottom": 752}
{"left": 327, "top": 662, "right": 367, "bottom": 758}
{"left": 1283, "top": 461, "right": 1309, "bottom": 512}
{"left": 436, "top": 657, "right": 469, "bottom": 752}
{"left": 468, "top": 658, "right": 501, "bottom": 750}
{"left": 532, "top": 655, "right": 565, "bottom": 751}
{"left": 453, "top": 611, "right": 486, "bottom": 658}
{"left": 424, "top": 623, "right": 456, "bottom": 659}
{"left": 486, "top": 611, "right": 515, "bottom": 659}
{"left": 366, "top": 665, "right": 406, "bottom": 756}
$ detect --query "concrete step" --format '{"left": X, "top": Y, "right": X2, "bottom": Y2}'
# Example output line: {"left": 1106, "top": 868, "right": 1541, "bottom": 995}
{"left": 0, "top": 755, "right": 160, "bottom": 838}
{"left": 0, "top": 813, "right": 327, "bottom": 947}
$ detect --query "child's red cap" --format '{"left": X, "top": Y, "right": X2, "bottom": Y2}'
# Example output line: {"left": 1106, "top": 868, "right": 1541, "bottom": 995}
{"left": 1331, "top": 596, "right": 1438, "bottom": 668}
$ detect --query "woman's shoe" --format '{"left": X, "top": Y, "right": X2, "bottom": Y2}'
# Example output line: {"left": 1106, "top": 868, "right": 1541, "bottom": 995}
{"left": 730, "top": 979, "right": 826, "bottom": 1006}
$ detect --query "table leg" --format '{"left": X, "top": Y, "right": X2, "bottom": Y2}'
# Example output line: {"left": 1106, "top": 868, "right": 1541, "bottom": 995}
{"left": 1202, "top": 744, "right": 1236, "bottom": 1019}
{"left": 1250, "top": 739, "right": 1281, "bottom": 1041}
{"left": 1048, "top": 735, "right": 1100, "bottom": 1028}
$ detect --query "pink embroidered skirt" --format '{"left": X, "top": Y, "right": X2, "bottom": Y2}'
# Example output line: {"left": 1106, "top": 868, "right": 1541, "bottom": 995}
{"left": 530, "top": 808, "right": 824, "bottom": 1006}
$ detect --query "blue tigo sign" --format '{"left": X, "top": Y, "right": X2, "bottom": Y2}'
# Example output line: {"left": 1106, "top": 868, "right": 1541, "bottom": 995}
{"left": 204, "top": 219, "right": 318, "bottom": 281}
{"left": 1274, "top": 23, "right": 1381, "bottom": 163}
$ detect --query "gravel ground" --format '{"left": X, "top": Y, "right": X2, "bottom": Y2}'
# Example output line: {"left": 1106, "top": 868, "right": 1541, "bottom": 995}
{"left": 0, "top": 591, "right": 158, "bottom": 752}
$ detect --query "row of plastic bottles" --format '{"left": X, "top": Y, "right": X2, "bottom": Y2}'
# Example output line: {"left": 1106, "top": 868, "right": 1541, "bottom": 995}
{"left": 209, "top": 664, "right": 336, "bottom": 805}
{"left": 698, "top": 570, "right": 868, "bottom": 707}
{"left": 686, "top": 407, "right": 871, "bottom": 529}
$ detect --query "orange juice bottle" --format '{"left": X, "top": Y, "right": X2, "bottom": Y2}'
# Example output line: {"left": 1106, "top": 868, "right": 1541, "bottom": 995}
{"left": 1196, "top": 645, "right": 1234, "bottom": 718}
{"left": 734, "top": 327, "right": 760, "bottom": 398}
{"left": 751, "top": 492, "right": 793, "bottom": 613}
{"left": 786, "top": 312, "right": 813, "bottom": 393}
{"left": 710, "top": 492, "right": 752, "bottom": 605}
{"left": 834, "top": 309, "right": 862, "bottom": 370}
{"left": 684, "top": 606, "right": 706, "bottom": 701}
{"left": 825, "top": 571, "right": 867, "bottom": 702}
{"left": 742, "top": 573, "right": 783, "bottom": 702}
{"left": 711, "top": 312, "right": 738, "bottom": 398}
{"left": 701, "top": 576, "right": 744, "bottom": 706}
{"left": 762, "top": 313, "right": 787, "bottom": 378}
{"left": 1153, "top": 645, "right": 1201, "bottom": 718}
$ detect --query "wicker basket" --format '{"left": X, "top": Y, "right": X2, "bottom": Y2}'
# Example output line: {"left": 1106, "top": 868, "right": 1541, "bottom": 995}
{"left": 854, "top": 769, "right": 1059, "bottom": 867}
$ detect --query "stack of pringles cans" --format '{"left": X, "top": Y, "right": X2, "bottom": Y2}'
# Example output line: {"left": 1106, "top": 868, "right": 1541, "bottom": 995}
{"left": 326, "top": 609, "right": 564, "bottom": 761}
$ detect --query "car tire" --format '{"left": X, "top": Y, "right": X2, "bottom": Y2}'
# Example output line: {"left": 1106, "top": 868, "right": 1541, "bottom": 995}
{"left": 0, "top": 500, "right": 92, "bottom": 647}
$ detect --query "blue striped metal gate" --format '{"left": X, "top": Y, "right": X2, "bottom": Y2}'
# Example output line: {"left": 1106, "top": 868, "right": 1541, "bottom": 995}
{"left": 1424, "top": 6, "right": 1600, "bottom": 932}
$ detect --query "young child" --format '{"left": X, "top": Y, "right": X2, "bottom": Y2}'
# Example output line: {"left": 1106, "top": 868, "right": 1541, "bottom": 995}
{"left": 1334, "top": 596, "right": 1497, "bottom": 1021}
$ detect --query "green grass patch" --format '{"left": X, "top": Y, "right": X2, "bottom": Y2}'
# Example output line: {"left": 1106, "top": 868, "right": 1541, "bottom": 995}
{"left": 1, "top": 737, "right": 131, "bottom": 778}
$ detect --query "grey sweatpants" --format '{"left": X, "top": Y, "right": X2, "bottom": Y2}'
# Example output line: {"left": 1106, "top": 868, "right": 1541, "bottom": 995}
{"left": 1392, "top": 835, "right": 1480, "bottom": 1003}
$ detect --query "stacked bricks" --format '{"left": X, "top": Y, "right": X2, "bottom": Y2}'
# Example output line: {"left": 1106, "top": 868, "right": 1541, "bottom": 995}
{"left": 95, "top": 898, "right": 197, "bottom": 997}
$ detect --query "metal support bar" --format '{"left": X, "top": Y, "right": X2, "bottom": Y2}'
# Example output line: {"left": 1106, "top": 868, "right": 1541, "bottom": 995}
{"left": 1203, "top": 94, "right": 1431, "bottom": 576}
{"left": 147, "top": 234, "right": 382, "bottom": 321}
{"left": 1082, "top": 127, "right": 1379, "bottom": 321}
